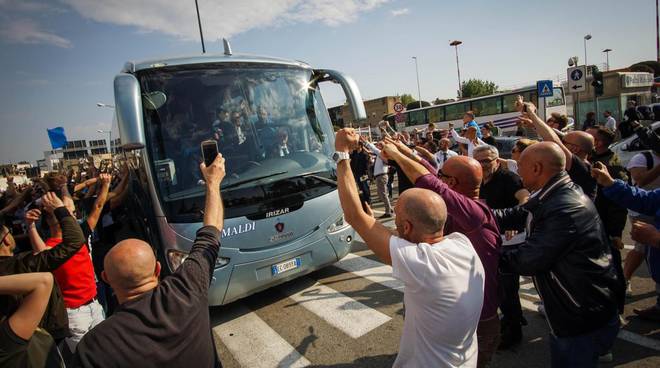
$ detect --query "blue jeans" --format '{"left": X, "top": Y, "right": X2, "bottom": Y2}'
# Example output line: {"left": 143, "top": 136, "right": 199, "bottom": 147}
{"left": 549, "top": 314, "right": 620, "bottom": 368}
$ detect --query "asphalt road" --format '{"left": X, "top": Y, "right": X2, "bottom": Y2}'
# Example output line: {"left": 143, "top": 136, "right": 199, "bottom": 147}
{"left": 210, "top": 185, "right": 660, "bottom": 368}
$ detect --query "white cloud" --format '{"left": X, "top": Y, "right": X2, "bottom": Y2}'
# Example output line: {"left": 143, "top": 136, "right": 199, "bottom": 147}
{"left": 0, "top": 18, "right": 73, "bottom": 48}
{"left": 61, "top": 0, "right": 389, "bottom": 40}
{"left": 390, "top": 8, "right": 409, "bottom": 17}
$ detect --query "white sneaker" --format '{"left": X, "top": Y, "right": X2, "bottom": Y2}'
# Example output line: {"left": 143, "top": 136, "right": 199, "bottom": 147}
{"left": 625, "top": 281, "right": 633, "bottom": 298}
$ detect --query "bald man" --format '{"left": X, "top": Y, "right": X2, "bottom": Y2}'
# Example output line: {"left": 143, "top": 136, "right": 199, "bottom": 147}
{"left": 73, "top": 155, "right": 226, "bottom": 368}
{"left": 517, "top": 99, "right": 597, "bottom": 199}
{"left": 493, "top": 142, "right": 620, "bottom": 367}
{"left": 334, "top": 129, "right": 485, "bottom": 368}
{"left": 380, "top": 137, "right": 503, "bottom": 367}
{"left": 434, "top": 138, "right": 458, "bottom": 171}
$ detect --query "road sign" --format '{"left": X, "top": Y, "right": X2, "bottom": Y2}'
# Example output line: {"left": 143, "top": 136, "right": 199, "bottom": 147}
{"left": 393, "top": 102, "right": 405, "bottom": 113}
{"left": 567, "top": 66, "right": 586, "bottom": 92}
{"left": 395, "top": 112, "right": 405, "bottom": 123}
{"left": 537, "top": 80, "right": 553, "bottom": 97}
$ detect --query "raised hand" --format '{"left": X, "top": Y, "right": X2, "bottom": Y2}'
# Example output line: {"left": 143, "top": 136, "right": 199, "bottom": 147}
{"left": 590, "top": 161, "right": 615, "bottom": 187}
{"left": 335, "top": 128, "right": 359, "bottom": 152}
{"left": 631, "top": 221, "right": 660, "bottom": 248}
{"left": 200, "top": 153, "right": 226, "bottom": 187}
{"left": 25, "top": 209, "right": 42, "bottom": 225}
{"left": 99, "top": 173, "right": 112, "bottom": 186}
{"left": 41, "top": 192, "right": 64, "bottom": 212}
{"left": 383, "top": 136, "right": 413, "bottom": 157}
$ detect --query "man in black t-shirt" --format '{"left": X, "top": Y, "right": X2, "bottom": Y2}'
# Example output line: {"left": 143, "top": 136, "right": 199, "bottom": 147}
{"left": 473, "top": 144, "right": 529, "bottom": 350}
{"left": 474, "top": 145, "right": 529, "bottom": 209}
{"left": 73, "top": 155, "right": 227, "bottom": 368}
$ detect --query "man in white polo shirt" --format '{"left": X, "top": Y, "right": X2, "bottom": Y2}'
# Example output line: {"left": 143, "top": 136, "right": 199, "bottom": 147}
{"left": 333, "top": 128, "right": 485, "bottom": 367}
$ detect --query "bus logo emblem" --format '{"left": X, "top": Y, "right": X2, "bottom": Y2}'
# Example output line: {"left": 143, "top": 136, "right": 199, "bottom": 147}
{"left": 275, "top": 223, "right": 285, "bottom": 233}
{"left": 266, "top": 208, "right": 290, "bottom": 218}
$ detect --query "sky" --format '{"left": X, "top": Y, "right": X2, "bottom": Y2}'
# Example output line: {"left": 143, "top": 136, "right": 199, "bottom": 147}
{"left": 0, "top": 0, "right": 657, "bottom": 164}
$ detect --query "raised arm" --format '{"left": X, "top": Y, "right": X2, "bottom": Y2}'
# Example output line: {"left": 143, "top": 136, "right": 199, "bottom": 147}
{"left": 593, "top": 162, "right": 660, "bottom": 217}
{"left": 413, "top": 146, "right": 438, "bottom": 168}
{"left": 86, "top": 173, "right": 112, "bottom": 231}
{"left": 0, "top": 272, "right": 53, "bottom": 340}
{"left": 449, "top": 127, "right": 469, "bottom": 144}
{"left": 73, "top": 177, "right": 98, "bottom": 194}
{"left": 25, "top": 209, "right": 47, "bottom": 253}
{"left": 175, "top": 154, "right": 226, "bottom": 293}
{"left": 337, "top": 129, "right": 393, "bottom": 265}
{"left": 20, "top": 193, "right": 86, "bottom": 272}
{"left": 516, "top": 97, "right": 574, "bottom": 170}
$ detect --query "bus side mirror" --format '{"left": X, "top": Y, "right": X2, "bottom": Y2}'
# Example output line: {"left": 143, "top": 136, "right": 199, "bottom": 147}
{"left": 114, "top": 73, "right": 146, "bottom": 151}
{"left": 315, "top": 69, "right": 367, "bottom": 122}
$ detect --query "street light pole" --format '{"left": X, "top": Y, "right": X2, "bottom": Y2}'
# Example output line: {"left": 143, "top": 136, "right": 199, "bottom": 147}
{"left": 96, "top": 102, "right": 115, "bottom": 154}
{"left": 412, "top": 56, "right": 422, "bottom": 109}
{"left": 603, "top": 48, "right": 612, "bottom": 71}
{"left": 583, "top": 34, "right": 592, "bottom": 68}
{"left": 97, "top": 130, "right": 112, "bottom": 155}
{"left": 450, "top": 40, "right": 463, "bottom": 99}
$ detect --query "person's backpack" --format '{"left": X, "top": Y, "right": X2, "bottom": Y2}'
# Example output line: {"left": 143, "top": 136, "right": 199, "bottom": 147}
{"left": 626, "top": 151, "right": 654, "bottom": 185}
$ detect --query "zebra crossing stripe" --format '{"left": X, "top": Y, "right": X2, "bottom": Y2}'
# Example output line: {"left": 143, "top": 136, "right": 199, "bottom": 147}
{"left": 285, "top": 278, "right": 392, "bottom": 339}
{"left": 213, "top": 306, "right": 311, "bottom": 368}
{"left": 519, "top": 286, "right": 660, "bottom": 352}
{"left": 334, "top": 253, "right": 404, "bottom": 290}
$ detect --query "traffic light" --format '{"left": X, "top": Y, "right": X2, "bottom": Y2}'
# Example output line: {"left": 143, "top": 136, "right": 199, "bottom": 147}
{"left": 591, "top": 67, "right": 604, "bottom": 97}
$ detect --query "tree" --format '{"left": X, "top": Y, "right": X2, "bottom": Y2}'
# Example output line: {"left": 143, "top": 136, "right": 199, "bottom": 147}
{"left": 460, "top": 79, "right": 498, "bottom": 99}
{"left": 406, "top": 101, "right": 431, "bottom": 110}
{"left": 399, "top": 93, "right": 416, "bottom": 106}
{"left": 433, "top": 98, "right": 455, "bottom": 105}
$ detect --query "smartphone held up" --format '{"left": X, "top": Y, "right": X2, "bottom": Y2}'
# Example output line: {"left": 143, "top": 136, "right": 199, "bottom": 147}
{"left": 201, "top": 139, "right": 219, "bottom": 167}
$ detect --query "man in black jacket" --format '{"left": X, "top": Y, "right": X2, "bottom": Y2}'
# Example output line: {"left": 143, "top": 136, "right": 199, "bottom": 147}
{"left": 73, "top": 154, "right": 226, "bottom": 368}
{"left": 494, "top": 142, "right": 620, "bottom": 368}
{"left": 0, "top": 192, "right": 86, "bottom": 346}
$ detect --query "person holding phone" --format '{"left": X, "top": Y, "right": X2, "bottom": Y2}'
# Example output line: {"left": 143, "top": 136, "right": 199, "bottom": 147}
{"left": 73, "top": 154, "right": 226, "bottom": 368}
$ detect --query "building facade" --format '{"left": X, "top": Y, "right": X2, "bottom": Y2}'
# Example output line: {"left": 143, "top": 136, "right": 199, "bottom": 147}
{"left": 329, "top": 96, "right": 402, "bottom": 129}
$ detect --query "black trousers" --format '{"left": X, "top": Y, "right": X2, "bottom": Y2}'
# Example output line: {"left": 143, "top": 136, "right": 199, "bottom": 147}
{"left": 499, "top": 272, "right": 523, "bottom": 327}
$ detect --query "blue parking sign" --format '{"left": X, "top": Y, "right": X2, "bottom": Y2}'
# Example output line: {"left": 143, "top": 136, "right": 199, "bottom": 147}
{"left": 536, "top": 81, "right": 552, "bottom": 97}
{"left": 537, "top": 80, "right": 553, "bottom": 97}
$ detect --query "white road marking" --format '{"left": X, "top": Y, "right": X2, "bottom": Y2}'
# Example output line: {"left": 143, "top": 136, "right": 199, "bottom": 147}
{"left": 213, "top": 307, "right": 311, "bottom": 368}
{"left": 618, "top": 330, "right": 660, "bottom": 351}
{"left": 334, "top": 253, "right": 404, "bottom": 290}
{"left": 285, "top": 278, "right": 391, "bottom": 339}
{"left": 623, "top": 244, "right": 634, "bottom": 250}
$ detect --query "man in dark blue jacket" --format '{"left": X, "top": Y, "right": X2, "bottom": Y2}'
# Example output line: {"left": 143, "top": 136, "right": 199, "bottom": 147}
{"left": 593, "top": 161, "right": 660, "bottom": 322}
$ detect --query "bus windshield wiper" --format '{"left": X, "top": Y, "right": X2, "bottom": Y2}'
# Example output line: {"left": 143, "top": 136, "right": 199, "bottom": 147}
{"left": 298, "top": 171, "right": 337, "bottom": 186}
{"left": 222, "top": 171, "right": 289, "bottom": 190}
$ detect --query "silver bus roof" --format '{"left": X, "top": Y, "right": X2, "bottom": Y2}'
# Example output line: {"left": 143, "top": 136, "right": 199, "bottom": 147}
{"left": 122, "top": 53, "right": 312, "bottom": 73}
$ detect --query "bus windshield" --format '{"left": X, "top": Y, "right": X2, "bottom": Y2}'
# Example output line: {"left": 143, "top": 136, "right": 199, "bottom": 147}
{"left": 138, "top": 64, "right": 336, "bottom": 222}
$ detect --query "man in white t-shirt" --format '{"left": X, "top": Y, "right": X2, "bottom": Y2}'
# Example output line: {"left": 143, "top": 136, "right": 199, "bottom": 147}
{"left": 604, "top": 111, "right": 617, "bottom": 132}
{"left": 334, "top": 128, "right": 486, "bottom": 368}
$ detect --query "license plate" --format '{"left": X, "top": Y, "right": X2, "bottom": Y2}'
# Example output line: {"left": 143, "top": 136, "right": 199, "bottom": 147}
{"left": 271, "top": 257, "right": 301, "bottom": 276}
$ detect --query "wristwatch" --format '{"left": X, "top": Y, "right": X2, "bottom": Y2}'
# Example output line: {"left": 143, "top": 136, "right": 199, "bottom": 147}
{"left": 332, "top": 151, "right": 350, "bottom": 163}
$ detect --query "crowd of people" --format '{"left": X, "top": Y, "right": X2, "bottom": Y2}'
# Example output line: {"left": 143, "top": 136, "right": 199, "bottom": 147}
{"left": 0, "top": 93, "right": 658, "bottom": 367}
{"left": 0, "top": 153, "right": 227, "bottom": 367}
{"left": 340, "top": 96, "right": 660, "bottom": 367}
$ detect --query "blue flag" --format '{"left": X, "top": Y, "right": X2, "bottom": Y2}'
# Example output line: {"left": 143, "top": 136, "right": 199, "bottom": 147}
{"left": 47, "top": 127, "right": 67, "bottom": 149}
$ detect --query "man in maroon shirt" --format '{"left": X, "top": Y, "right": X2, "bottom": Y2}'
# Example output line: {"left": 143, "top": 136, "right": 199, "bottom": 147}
{"left": 381, "top": 137, "right": 502, "bottom": 368}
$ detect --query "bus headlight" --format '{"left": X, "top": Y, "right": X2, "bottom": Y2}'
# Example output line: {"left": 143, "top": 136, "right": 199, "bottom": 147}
{"left": 327, "top": 214, "right": 349, "bottom": 233}
{"left": 167, "top": 249, "right": 230, "bottom": 271}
